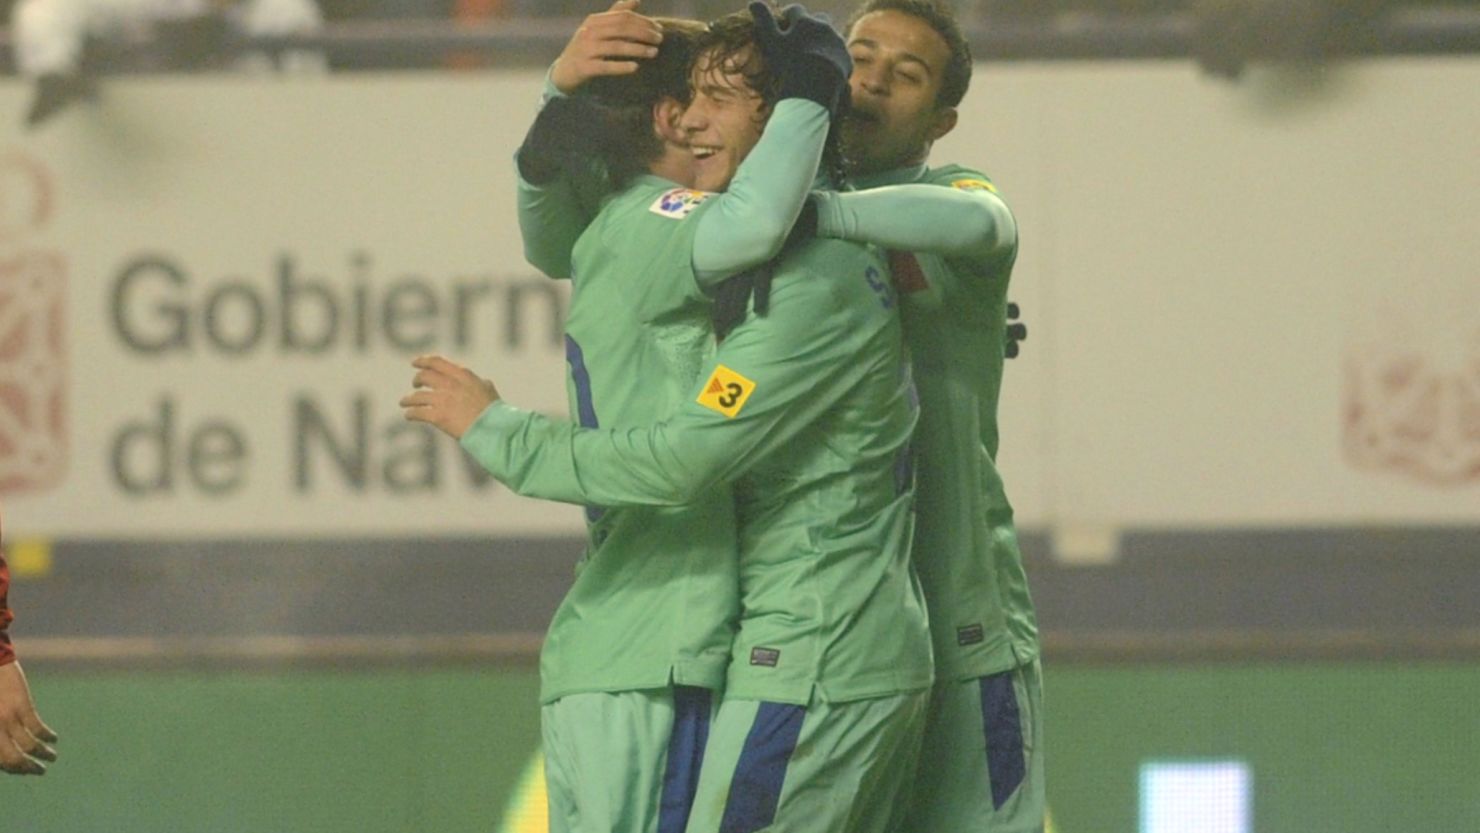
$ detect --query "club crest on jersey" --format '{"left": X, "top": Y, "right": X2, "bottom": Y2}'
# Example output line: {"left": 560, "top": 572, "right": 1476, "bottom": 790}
{"left": 650, "top": 188, "right": 713, "bottom": 219}
{"left": 951, "top": 178, "right": 998, "bottom": 194}
{"left": 696, "top": 364, "right": 756, "bottom": 418}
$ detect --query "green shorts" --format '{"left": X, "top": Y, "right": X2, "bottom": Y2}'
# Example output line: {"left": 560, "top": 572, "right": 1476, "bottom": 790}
{"left": 542, "top": 685, "right": 718, "bottom": 833}
{"left": 683, "top": 691, "right": 928, "bottom": 833}
{"left": 902, "top": 660, "right": 1046, "bottom": 833}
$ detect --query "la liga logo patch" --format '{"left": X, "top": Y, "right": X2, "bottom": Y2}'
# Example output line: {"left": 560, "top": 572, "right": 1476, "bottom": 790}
{"left": 696, "top": 365, "right": 755, "bottom": 418}
{"left": 650, "top": 188, "right": 712, "bottom": 219}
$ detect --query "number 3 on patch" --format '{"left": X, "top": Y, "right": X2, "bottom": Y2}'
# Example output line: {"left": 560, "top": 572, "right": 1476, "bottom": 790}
{"left": 697, "top": 365, "right": 756, "bottom": 418}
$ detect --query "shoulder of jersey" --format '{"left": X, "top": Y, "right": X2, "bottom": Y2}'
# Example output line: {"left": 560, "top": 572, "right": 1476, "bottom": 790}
{"left": 648, "top": 187, "right": 717, "bottom": 220}
{"left": 778, "top": 239, "right": 890, "bottom": 316}
{"left": 928, "top": 163, "right": 998, "bottom": 195}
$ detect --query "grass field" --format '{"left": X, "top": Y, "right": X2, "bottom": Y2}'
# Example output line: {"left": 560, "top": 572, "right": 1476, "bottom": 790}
{"left": 2, "top": 663, "right": 1477, "bottom": 832}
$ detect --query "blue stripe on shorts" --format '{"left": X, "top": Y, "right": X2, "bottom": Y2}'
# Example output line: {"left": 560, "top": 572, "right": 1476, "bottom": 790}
{"left": 980, "top": 670, "right": 1027, "bottom": 810}
{"left": 719, "top": 702, "right": 806, "bottom": 833}
{"left": 658, "top": 686, "right": 713, "bottom": 833}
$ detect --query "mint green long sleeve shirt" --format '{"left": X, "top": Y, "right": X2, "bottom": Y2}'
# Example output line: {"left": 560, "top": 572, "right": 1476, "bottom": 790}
{"left": 464, "top": 237, "right": 933, "bottom": 705}
{"left": 825, "top": 162, "right": 1039, "bottom": 680}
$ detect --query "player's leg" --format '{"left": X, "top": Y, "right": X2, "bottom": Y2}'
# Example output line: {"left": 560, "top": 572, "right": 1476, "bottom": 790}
{"left": 900, "top": 659, "right": 1046, "bottom": 833}
{"left": 542, "top": 705, "right": 582, "bottom": 833}
{"left": 543, "top": 684, "right": 717, "bottom": 833}
{"left": 683, "top": 690, "right": 928, "bottom": 833}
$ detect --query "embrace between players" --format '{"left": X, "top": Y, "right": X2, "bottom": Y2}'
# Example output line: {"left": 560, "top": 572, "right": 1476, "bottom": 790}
{"left": 401, "top": 1, "right": 1042, "bottom": 831}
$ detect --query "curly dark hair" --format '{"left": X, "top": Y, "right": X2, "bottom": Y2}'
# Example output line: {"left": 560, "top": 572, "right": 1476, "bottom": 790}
{"left": 692, "top": 9, "right": 781, "bottom": 110}
{"left": 846, "top": 0, "right": 972, "bottom": 108}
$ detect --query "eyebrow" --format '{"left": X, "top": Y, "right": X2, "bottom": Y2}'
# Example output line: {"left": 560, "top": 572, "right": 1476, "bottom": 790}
{"left": 847, "top": 38, "right": 935, "bottom": 77}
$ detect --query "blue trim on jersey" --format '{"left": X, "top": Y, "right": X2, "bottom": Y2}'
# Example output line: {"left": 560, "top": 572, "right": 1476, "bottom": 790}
{"left": 893, "top": 444, "right": 914, "bottom": 497}
{"left": 980, "top": 671, "right": 1026, "bottom": 810}
{"left": 563, "top": 334, "right": 605, "bottom": 524}
{"left": 719, "top": 702, "right": 805, "bottom": 833}
{"left": 563, "top": 334, "right": 600, "bottom": 430}
{"left": 657, "top": 686, "right": 713, "bottom": 833}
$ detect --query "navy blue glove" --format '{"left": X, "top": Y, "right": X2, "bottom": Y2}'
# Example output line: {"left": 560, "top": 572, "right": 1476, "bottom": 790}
{"left": 515, "top": 95, "right": 610, "bottom": 185}
{"left": 1005, "top": 301, "right": 1027, "bottom": 359}
{"left": 711, "top": 263, "right": 773, "bottom": 341}
{"left": 749, "top": 2, "right": 852, "bottom": 116}
{"left": 710, "top": 197, "right": 820, "bottom": 340}
{"left": 782, "top": 194, "right": 819, "bottom": 252}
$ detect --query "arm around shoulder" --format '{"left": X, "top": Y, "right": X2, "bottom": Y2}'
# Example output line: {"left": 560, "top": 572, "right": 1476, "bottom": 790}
{"left": 814, "top": 181, "right": 1016, "bottom": 263}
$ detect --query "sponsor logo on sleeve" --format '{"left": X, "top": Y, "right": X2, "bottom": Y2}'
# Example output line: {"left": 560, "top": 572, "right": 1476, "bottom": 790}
{"left": 951, "top": 178, "right": 998, "bottom": 194}
{"left": 696, "top": 364, "right": 756, "bottom": 418}
{"left": 649, "top": 188, "right": 713, "bottom": 219}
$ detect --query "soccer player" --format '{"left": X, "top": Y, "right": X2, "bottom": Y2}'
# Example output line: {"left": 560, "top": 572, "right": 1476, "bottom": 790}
{"left": 0, "top": 507, "right": 59, "bottom": 776}
{"left": 494, "top": 3, "right": 860, "bottom": 831}
{"left": 812, "top": 2, "right": 1046, "bottom": 829}
{"left": 404, "top": 8, "right": 933, "bottom": 832}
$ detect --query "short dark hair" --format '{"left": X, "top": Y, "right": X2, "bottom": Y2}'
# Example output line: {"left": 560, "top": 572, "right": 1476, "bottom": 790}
{"left": 847, "top": 0, "right": 972, "bottom": 109}
{"left": 580, "top": 17, "right": 707, "bottom": 187}
{"left": 585, "top": 17, "right": 706, "bottom": 107}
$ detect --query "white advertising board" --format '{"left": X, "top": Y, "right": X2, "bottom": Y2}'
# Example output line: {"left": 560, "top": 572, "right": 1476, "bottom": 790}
{"left": 0, "top": 59, "right": 1476, "bottom": 541}
{"left": 0, "top": 73, "right": 580, "bottom": 537}
{"left": 954, "top": 58, "right": 1480, "bottom": 530}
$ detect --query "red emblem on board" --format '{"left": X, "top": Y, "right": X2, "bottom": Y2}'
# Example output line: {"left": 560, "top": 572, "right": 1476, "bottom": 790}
{"left": 0, "top": 152, "right": 67, "bottom": 495}
{"left": 1343, "top": 313, "right": 1480, "bottom": 486}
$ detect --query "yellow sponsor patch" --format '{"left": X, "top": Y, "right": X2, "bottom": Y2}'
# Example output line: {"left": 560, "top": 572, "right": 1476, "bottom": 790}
{"left": 696, "top": 365, "right": 756, "bottom": 418}
{"left": 951, "top": 177, "right": 998, "bottom": 194}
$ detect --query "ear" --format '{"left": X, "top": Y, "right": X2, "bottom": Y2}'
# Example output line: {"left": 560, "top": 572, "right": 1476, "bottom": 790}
{"left": 653, "top": 96, "right": 686, "bottom": 144}
{"left": 927, "top": 107, "right": 958, "bottom": 143}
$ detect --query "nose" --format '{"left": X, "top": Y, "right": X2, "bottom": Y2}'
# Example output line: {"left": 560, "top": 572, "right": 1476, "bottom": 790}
{"left": 852, "top": 62, "right": 887, "bottom": 97}
{"left": 680, "top": 99, "right": 709, "bottom": 135}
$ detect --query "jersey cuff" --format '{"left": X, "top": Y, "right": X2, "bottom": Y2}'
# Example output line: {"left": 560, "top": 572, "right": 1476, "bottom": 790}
{"left": 811, "top": 190, "right": 845, "bottom": 240}
{"left": 458, "top": 400, "right": 529, "bottom": 457}
{"left": 540, "top": 67, "right": 567, "bottom": 106}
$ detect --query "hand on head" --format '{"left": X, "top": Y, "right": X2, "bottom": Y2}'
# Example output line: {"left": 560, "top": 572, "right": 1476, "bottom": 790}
{"left": 551, "top": 0, "right": 664, "bottom": 94}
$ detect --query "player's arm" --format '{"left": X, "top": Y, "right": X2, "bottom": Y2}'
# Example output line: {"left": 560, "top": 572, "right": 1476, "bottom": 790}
{"left": 812, "top": 180, "right": 1016, "bottom": 264}
{"left": 690, "top": 3, "right": 852, "bottom": 288}
{"left": 689, "top": 98, "right": 829, "bottom": 287}
{"left": 515, "top": 1, "right": 659, "bottom": 278}
{"left": 0, "top": 520, "right": 59, "bottom": 776}
{"left": 406, "top": 277, "right": 875, "bottom": 506}
{"left": 515, "top": 134, "right": 604, "bottom": 280}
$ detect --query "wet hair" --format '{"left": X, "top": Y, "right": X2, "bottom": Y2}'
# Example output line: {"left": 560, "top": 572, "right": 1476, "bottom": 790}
{"left": 693, "top": 9, "right": 781, "bottom": 108}
{"left": 846, "top": 0, "right": 972, "bottom": 108}
{"left": 578, "top": 18, "right": 707, "bottom": 188}
{"left": 694, "top": 8, "right": 851, "bottom": 189}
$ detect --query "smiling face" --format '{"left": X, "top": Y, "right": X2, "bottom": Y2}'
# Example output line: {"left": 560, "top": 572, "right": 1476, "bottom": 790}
{"left": 678, "top": 46, "right": 769, "bottom": 193}
{"left": 843, "top": 9, "right": 959, "bottom": 176}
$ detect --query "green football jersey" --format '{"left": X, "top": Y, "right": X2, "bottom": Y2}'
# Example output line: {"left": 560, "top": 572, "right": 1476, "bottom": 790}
{"left": 535, "top": 175, "right": 740, "bottom": 704}
{"left": 462, "top": 237, "right": 933, "bottom": 706}
{"left": 851, "top": 162, "right": 1040, "bottom": 680}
